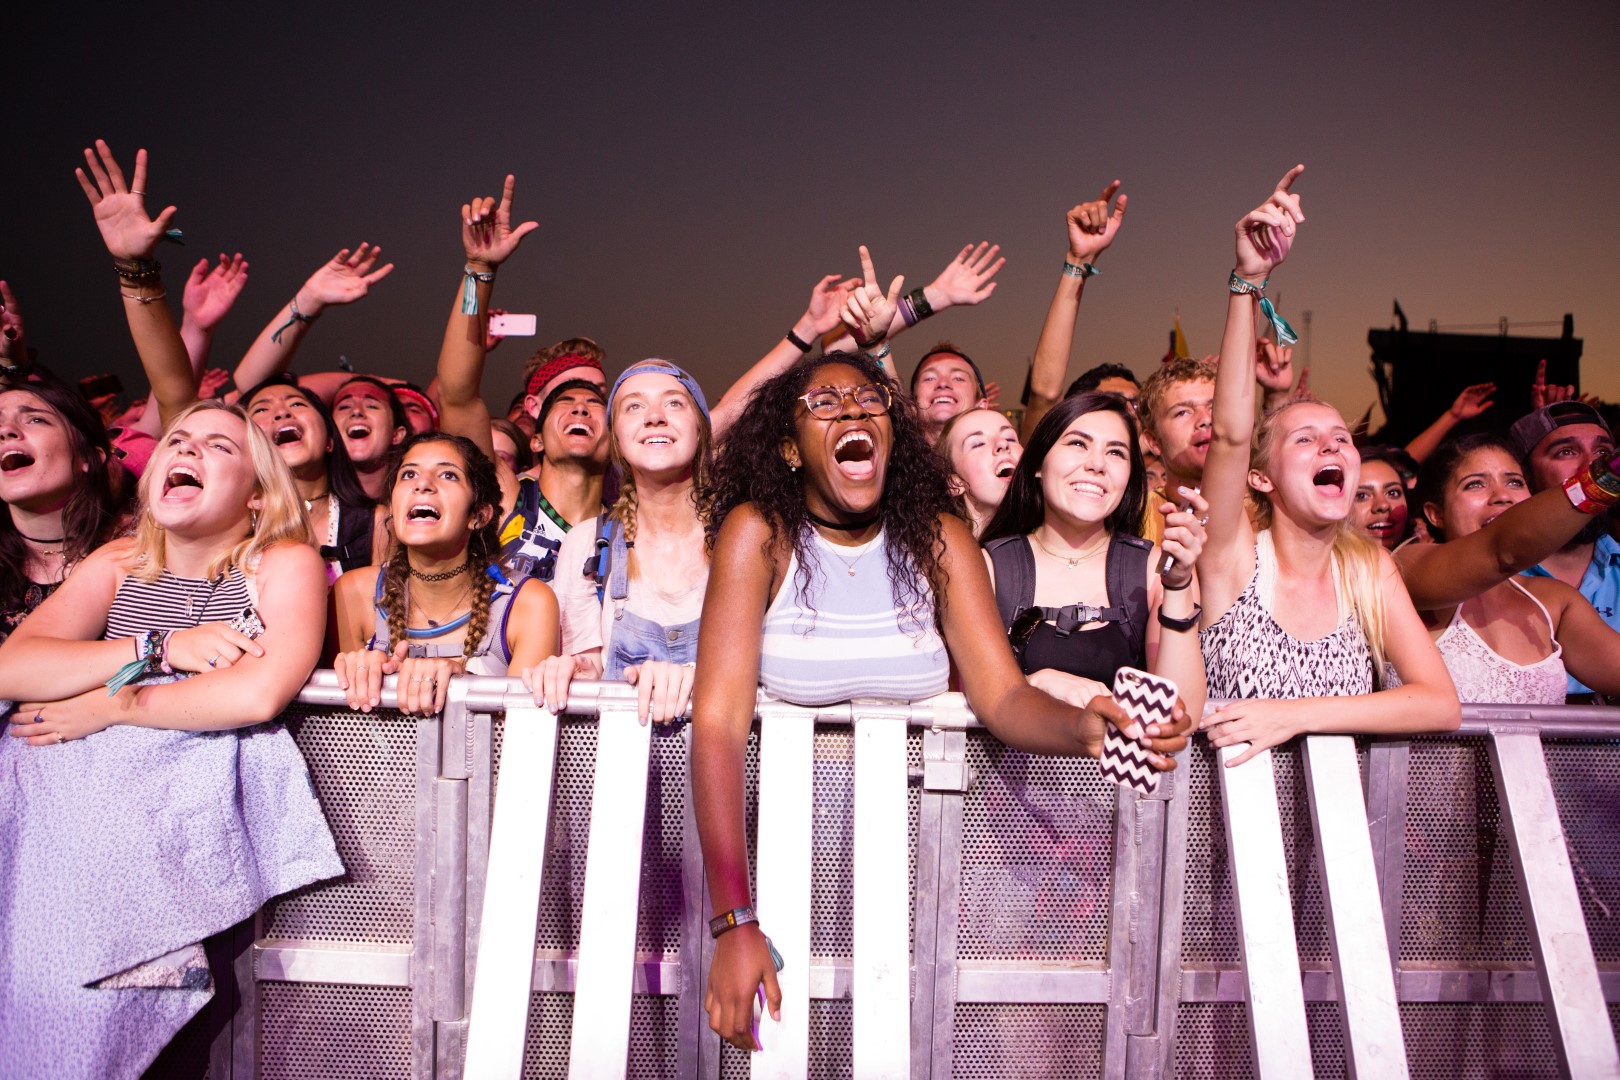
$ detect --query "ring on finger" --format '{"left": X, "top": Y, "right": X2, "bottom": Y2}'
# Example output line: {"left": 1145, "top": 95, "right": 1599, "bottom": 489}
{"left": 208, "top": 654, "right": 221, "bottom": 668}
{"left": 56, "top": 732, "right": 65, "bottom": 745}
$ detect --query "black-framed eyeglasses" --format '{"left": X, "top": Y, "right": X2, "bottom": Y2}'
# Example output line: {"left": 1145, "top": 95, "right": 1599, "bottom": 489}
{"left": 798, "top": 383, "right": 892, "bottom": 420}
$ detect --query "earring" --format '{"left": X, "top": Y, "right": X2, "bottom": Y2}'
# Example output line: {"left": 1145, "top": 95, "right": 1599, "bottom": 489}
{"left": 789, "top": 463, "right": 799, "bottom": 472}
{"left": 249, "top": 508, "right": 259, "bottom": 534}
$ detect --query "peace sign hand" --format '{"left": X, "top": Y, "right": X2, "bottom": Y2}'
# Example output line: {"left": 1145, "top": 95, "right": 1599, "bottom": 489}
{"left": 1234, "top": 165, "right": 1305, "bottom": 281}
{"left": 1066, "top": 180, "right": 1128, "bottom": 264}
{"left": 75, "top": 139, "right": 179, "bottom": 261}
{"left": 840, "top": 245, "right": 903, "bottom": 348}
{"left": 462, "top": 174, "right": 540, "bottom": 271}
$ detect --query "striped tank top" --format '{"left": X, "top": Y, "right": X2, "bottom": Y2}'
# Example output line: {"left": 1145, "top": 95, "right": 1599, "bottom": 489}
{"left": 105, "top": 566, "right": 258, "bottom": 640}
{"left": 758, "top": 529, "right": 949, "bottom": 706}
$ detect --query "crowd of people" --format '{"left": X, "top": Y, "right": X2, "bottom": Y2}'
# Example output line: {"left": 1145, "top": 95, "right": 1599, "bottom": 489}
{"left": 2, "top": 143, "right": 1618, "bottom": 1071}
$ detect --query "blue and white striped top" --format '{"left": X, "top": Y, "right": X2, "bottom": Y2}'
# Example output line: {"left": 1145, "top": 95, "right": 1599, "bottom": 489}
{"left": 758, "top": 529, "right": 949, "bottom": 706}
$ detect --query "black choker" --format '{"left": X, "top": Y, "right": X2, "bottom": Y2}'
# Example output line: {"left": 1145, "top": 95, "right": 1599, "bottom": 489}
{"left": 17, "top": 532, "right": 65, "bottom": 544}
{"left": 805, "top": 507, "right": 880, "bottom": 531}
{"left": 408, "top": 562, "right": 470, "bottom": 582}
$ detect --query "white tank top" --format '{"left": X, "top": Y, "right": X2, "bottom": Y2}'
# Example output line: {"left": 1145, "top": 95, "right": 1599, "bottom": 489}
{"left": 1434, "top": 579, "right": 1566, "bottom": 705}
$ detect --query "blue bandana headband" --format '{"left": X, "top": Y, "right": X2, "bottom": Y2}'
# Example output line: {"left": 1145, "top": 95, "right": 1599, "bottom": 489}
{"left": 609, "top": 360, "right": 710, "bottom": 421}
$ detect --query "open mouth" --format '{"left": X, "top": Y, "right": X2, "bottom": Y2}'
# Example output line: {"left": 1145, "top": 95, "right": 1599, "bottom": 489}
{"left": 929, "top": 394, "right": 957, "bottom": 408}
{"left": 994, "top": 461, "right": 1016, "bottom": 479}
{"left": 406, "top": 504, "right": 441, "bottom": 522}
{"left": 1313, "top": 464, "right": 1346, "bottom": 496}
{"left": 0, "top": 449, "right": 35, "bottom": 473}
{"left": 273, "top": 424, "right": 303, "bottom": 446}
{"left": 833, "top": 430, "right": 876, "bottom": 481}
{"left": 563, "top": 422, "right": 593, "bottom": 437}
{"left": 643, "top": 435, "right": 674, "bottom": 447}
{"left": 1071, "top": 480, "right": 1107, "bottom": 498}
{"left": 163, "top": 465, "right": 203, "bottom": 496}
{"left": 345, "top": 424, "right": 371, "bottom": 440}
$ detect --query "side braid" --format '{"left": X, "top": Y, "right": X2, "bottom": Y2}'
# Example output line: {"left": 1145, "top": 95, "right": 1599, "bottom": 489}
{"left": 460, "top": 567, "right": 496, "bottom": 662}
{"left": 610, "top": 473, "right": 640, "bottom": 547}
{"left": 382, "top": 545, "right": 412, "bottom": 652}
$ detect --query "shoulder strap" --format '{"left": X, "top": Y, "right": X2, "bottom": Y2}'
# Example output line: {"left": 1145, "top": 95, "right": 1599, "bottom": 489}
{"left": 586, "top": 512, "right": 616, "bottom": 604}
{"left": 1108, "top": 532, "right": 1152, "bottom": 652}
{"left": 985, "top": 535, "right": 1037, "bottom": 631}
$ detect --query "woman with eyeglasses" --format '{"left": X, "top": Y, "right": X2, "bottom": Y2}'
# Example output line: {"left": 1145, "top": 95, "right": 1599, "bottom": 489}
{"left": 978, "top": 390, "right": 1208, "bottom": 721}
{"left": 691, "top": 254, "right": 1195, "bottom": 1050}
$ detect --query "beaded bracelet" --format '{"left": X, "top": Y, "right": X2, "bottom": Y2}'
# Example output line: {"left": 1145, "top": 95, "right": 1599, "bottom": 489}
{"left": 113, "top": 256, "right": 162, "bottom": 285}
{"left": 461, "top": 265, "right": 496, "bottom": 315}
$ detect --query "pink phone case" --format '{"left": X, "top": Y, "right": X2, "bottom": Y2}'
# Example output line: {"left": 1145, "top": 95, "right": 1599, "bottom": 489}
{"left": 1103, "top": 666, "right": 1179, "bottom": 795}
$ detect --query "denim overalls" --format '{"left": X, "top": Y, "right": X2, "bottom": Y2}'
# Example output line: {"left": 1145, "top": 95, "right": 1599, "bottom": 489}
{"left": 597, "top": 516, "right": 700, "bottom": 680}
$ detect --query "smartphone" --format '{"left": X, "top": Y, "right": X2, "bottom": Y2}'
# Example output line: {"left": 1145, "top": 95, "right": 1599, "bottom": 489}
{"left": 488, "top": 313, "right": 537, "bottom": 337}
{"left": 1103, "top": 667, "right": 1180, "bottom": 795}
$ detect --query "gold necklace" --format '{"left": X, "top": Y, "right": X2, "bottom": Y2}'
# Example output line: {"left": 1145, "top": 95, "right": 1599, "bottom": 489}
{"left": 1032, "top": 531, "right": 1108, "bottom": 568}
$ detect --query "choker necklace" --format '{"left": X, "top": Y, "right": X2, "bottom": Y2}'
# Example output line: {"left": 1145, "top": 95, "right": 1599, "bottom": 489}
{"left": 1032, "top": 532, "right": 1108, "bottom": 568}
{"left": 409, "top": 561, "right": 470, "bottom": 583}
{"left": 805, "top": 507, "right": 880, "bottom": 532}
{"left": 17, "top": 532, "right": 66, "bottom": 545}
{"left": 302, "top": 487, "right": 330, "bottom": 513}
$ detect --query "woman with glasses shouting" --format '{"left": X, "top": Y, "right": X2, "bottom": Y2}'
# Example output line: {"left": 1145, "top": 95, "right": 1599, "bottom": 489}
{"left": 690, "top": 246, "right": 1196, "bottom": 1052}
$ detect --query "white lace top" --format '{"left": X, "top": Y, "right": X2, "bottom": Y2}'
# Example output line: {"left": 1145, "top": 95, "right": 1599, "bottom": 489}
{"left": 1433, "top": 579, "right": 1566, "bottom": 705}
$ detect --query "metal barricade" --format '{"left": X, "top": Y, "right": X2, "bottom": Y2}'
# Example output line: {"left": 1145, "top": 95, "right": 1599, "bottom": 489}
{"left": 223, "top": 676, "right": 1620, "bottom": 1079}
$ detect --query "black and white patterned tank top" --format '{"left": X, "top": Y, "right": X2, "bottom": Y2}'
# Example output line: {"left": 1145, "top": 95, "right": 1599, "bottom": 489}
{"left": 1199, "top": 530, "right": 1373, "bottom": 700}
{"left": 105, "top": 565, "right": 257, "bottom": 640}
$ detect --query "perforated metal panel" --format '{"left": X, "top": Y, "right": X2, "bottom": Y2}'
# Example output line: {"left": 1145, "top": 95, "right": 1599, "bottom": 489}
{"left": 512, "top": 991, "right": 679, "bottom": 1080}
{"left": 956, "top": 733, "right": 1114, "bottom": 962}
{"left": 1399, "top": 1003, "right": 1557, "bottom": 1078}
{"left": 808, "top": 728, "right": 923, "bottom": 956}
{"left": 718, "top": 999, "right": 855, "bottom": 1079}
{"left": 1173, "top": 1002, "right": 1345, "bottom": 1079}
{"left": 258, "top": 983, "right": 412, "bottom": 1079}
{"left": 144, "top": 998, "right": 215, "bottom": 1079}
{"left": 1400, "top": 738, "right": 1531, "bottom": 963}
{"left": 1544, "top": 740, "right": 1620, "bottom": 963}
{"left": 262, "top": 707, "right": 418, "bottom": 944}
{"left": 951, "top": 1003, "right": 1107, "bottom": 1079}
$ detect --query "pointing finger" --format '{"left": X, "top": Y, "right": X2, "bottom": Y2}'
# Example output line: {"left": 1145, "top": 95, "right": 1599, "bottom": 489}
{"left": 1276, "top": 163, "right": 1305, "bottom": 193}
{"left": 1098, "top": 179, "right": 1121, "bottom": 205}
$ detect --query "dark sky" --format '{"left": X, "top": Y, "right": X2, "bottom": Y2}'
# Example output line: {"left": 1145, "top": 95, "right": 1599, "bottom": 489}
{"left": 14, "top": 2, "right": 1620, "bottom": 425}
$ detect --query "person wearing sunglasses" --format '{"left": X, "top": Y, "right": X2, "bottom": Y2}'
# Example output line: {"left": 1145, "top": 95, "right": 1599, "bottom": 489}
{"left": 979, "top": 391, "right": 1208, "bottom": 724}
{"left": 691, "top": 332, "right": 1196, "bottom": 1051}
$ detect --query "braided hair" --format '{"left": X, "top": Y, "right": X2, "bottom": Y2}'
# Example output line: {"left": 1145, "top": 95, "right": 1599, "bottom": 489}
{"left": 376, "top": 432, "right": 505, "bottom": 659}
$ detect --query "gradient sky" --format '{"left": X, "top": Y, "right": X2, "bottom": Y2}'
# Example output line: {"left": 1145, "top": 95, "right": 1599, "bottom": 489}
{"left": 14, "top": 2, "right": 1620, "bottom": 430}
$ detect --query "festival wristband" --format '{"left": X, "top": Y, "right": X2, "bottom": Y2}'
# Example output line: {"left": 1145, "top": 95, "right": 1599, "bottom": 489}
{"left": 461, "top": 265, "right": 496, "bottom": 316}
{"left": 1228, "top": 271, "right": 1298, "bottom": 346}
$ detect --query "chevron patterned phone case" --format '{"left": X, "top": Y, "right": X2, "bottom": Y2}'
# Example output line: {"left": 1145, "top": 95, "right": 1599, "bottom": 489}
{"left": 1103, "top": 666, "right": 1179, "bottom": 795}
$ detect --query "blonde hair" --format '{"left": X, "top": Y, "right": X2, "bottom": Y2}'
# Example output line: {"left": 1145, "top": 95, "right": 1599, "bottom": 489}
{"left": 1250, "top": 397, "right": 1388, "bottom": 678}
{"left": 606, "top": 362, "right": 711, "bottom": 554}
{"left": 132, "top": 401, "right": 313, "bottom": 581}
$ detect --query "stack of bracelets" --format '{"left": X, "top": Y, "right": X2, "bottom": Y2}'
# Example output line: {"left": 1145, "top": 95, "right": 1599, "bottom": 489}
{"left": 115, "top": 256, "right": 165, "bottom": 304}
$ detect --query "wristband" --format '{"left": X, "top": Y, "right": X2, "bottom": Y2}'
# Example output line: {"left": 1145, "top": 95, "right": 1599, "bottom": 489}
{"left": 786, "top": 329, "right": 813, "bottom": 353}
{"left": 461, "top": 265, "right": 496, "bottom": 316}
{"left": 106, "top": 629, "right": 166, "bottom": 694}
{"left": 270, "top": 295, "right": 320, "bottom": 345}
{"left": 709, "top": 906, "right": 758, "bottom": 938}
{"left": 158, "top": 629, "right": 177, "bottom": 676}
{"left": 907, "top": 287, "right": 934, "bottom": 320}
{"left": 1228, "top": 270, "right": 1298, "bottom": 347}
{"left": 868, "top": 341, "right": 893, "bottom": 364}
{"left": 1160, "top": 576, "right": 1192, "bottom": 591}
{"left": 853, "top": 331, "right": 887, "bottom": 350}
{"left": 1062, "top": 260, "right": 1100, "bottom": 279}
{"left": 1157, "top": 604, "right": 1202, "bottom": 633}
{"left": 899, "top": 296, "right": 919, "bottom": 327}
{"left": 113, "top": 256, "right": 162, "bottom": 285}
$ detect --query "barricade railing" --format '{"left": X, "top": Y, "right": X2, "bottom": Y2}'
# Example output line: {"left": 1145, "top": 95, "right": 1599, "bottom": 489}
{"left": 215, "top": 675, "right": 1620, "bottom": 1079}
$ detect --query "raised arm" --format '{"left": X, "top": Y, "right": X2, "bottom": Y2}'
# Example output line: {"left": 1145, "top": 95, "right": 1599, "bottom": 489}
{"left": 1022, "top": 181, "right": 1127, "bottom": 440}
{"left": 837, "top": 245, "right": 904, "bottom": 374}
{"left": 1199, "top": 166, "right": 1306, "bottom": 604}
{"left": 1403, "top": 382, "right": 1495, "bottom": 464}
{"left": 76, "top": 140, "right": 196, "bottom": 430}
{"left": 434, "top": 174, "right": 539, "bottom": 463}
{"left": 1396, "top": 449, "right": 1620, "bottom": 609}
{"left": 708, "top": 272, "right": 859, "bottom": 439}
{"left": 126, "top": 253, "right": 251, "bottom": 435}
{"left": 0, "top": 280, "right": 31, "bottom": 376}
{"left": 822, "top": 242, "right": 1004, "bottom": 354}
{"left": 231, "top": 244, "right": 394, "bottom": 392}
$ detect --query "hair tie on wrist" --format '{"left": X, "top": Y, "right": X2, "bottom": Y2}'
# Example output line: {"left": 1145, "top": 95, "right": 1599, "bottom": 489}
{"left": 786, "top": 329, "right": 813, "bottom": 353}
{"left": 461, "top": 265, "right": 496, "bottom": 315}
{"left": 1228, "top": 271, "right": 1298, "bottom": 346}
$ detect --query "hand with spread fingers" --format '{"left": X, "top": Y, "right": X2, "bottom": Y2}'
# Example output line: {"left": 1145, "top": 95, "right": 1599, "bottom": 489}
{"left": 182, "top": 253, "right": 250, "bottom": 332}
{"left": 840, "top": 245, "right": 903, "bottom": 348}
{"left": 462, "top": 174, "right": 540, "bottom": 271}
{"left": 927, "top": 241, "right": 1006, "bottom": 308}
{"left": 624, "top": 661, "right": 696, "bottom": 726}
{"left": 1066, "top": 180, "right": 1128, "bottom": 266}
{"left": 1234, "top": 164, "right": 1305, "bottom": 281}
{"left": 802, "top": 273, "right": 862, "bottom": 338}
{"left": 295, "top": 243, "right": 395, "bottom": 316}
{"left": 75, "top": 139, "right": 178, "bottom": 261}
{"left": 1200, "top": 698, "right": 1309, "bottom": 767}
{"left": 1448, "top": 382, "right": 1496, "bottom": 421}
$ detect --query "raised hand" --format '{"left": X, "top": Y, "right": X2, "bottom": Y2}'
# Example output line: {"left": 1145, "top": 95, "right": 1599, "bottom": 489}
{"left": 1295, "top": 365, "right": 1313, "bottom": 401}
{"left": 1234, "top": 165, "right": 1305, "bottom": 281}
{"left": 1255, "top": 338, "right": 1295, "bottom": 394}
{"left": 485, "top": 308, "right": 508, "bottom": 351}
{"left": 1066, "top": 181, "right": 1128, "bottom": 264}
{"left": 295, "top": 244, "right": 395, "bottom": 315}
{"left": 1529, "top": 359, "right": 1583, "bottom": 409}
{"left": 927, "top": 242, "right": 1005, "bottom": 307}
{"left": 803, "top": 274, "right": 862, "bottom": 337}
{"left": 981, "top": 379, "right": 1002, "bottom": 410}
{"left": 182, "top": 253, "right": 250, "bottom": 332}
{"left": 0, "top": 280, "right": 28, "bottom": 370}
{"left": 840, "top": 245, "right": 904, "bottom": 347}
{"left": 462, "top": 174, "right": 539, "bottom": 270}
{"left": 197, "top": 368, "right": 231, "bottom": 399}
{"left": 1448, "top": 382, "right": 1496, "bottom": 421}
{"left": 74, "top": 140, "right": 178, "bottom": 260}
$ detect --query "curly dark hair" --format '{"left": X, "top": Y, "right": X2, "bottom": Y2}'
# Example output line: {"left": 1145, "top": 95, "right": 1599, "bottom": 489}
{"left": 377, "top": 432, "right": 507, "bottom": 659}
{"left": 980, "top": 391, "right": 1148, "bottom": 544}
{"left": 702, "top": 350, "right": 955, "bottom": 629}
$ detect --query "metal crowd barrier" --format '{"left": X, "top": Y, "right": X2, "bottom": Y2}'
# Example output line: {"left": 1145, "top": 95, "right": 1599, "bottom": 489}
{"left": 167, "top": 675, "right": 1620, "bottom": 1079}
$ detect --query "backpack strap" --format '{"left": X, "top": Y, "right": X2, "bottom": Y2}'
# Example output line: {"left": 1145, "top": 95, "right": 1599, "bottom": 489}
{"left": 321, "top": 501, "right": 374, "bottom": 573}
{"left": 1107, "top": 533, "right": 1153, "bottom": 657}
{"left": 584, "top": 513, "right": 617, "bottom": 605}
{"left": 985, "top": 534, "right": 1037, "bottom": 632}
